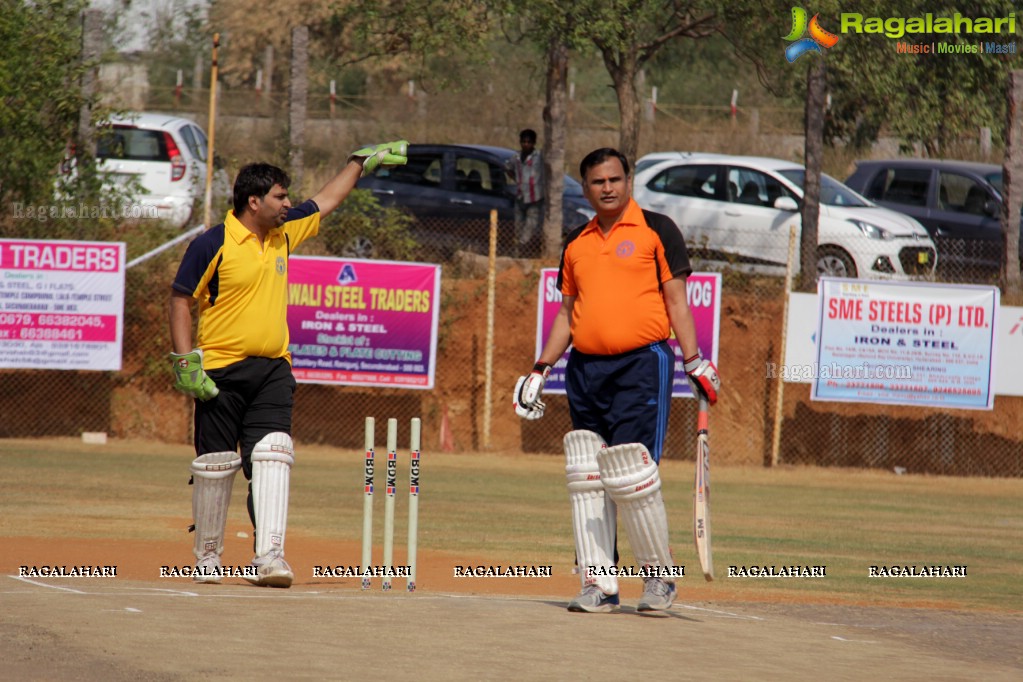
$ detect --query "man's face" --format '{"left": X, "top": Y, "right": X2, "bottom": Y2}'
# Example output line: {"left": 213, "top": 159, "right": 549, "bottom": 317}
{"left": 250, "top": 183, "right": 291, "bottom": 228}
{"left": 520, "top": 137, "right": 535, "bottom": 155}
{"left": 582, "top": 157, "right": 631, "bottom": 220}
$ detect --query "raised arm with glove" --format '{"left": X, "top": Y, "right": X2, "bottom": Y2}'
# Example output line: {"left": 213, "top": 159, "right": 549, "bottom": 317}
{"left": 349, "top": 140, "right": 410, "bottom": 177}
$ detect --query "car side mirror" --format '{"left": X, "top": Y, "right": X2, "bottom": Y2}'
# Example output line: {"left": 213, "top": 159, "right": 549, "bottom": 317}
{"left": 213, "top": 154, "right": 225, "bottom": 170}
{"left": 774, "top": 196, "right": 799, "bottom": 211}
{"left": 985, "top": 199, "right": 1000, "bottom": 218}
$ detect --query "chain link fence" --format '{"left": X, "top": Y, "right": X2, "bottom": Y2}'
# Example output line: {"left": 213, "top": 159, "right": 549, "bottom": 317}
{"left": 1, "top": 210, "right": 1020, "bottom": 477}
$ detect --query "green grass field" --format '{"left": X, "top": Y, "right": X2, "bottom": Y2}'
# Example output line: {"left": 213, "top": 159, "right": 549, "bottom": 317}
{"left": 2, "top": 437, "right": 1020, "bottom": 611}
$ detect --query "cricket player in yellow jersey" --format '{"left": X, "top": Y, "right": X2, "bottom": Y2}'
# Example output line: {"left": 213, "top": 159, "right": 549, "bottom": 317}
{"left": 168, "top": 141, "right": 407, "bottom": 587}
{"left": 514, "top": 148, "right": 720, "bottom": 613}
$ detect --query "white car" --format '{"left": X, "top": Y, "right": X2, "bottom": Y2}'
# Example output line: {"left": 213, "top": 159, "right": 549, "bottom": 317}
{"left": 633, "top": 151, "right": 726, "bottom": 176}
{"left": 633, "top": 154, "right": 937, "bottom": 279}
{"left": 93, "top": 112, "right": 227, "bottom": 228}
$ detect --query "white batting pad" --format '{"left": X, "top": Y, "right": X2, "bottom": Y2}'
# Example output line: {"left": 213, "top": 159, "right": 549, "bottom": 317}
{"left": 250, "top": 432, "right": 295, "bottom": 559}
{"left": 191, "top": 451, "right": 241, "bottom": 560}
{"left": 597, "top": 443, "right": 674, "bottom": 574}
{"left": 564, "top": 430, "right": 618, "bottom": 595}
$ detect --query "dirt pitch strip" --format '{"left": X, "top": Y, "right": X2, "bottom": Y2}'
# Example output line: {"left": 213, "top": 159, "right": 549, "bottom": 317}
{"left": 1, "top": 576, "right": 1020, "bottom": 681}
{"left": 2, "top": 438, "right": 1021, "bottom": 680}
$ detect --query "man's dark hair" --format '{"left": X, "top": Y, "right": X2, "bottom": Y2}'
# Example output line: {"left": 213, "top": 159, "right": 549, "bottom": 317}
{"left": 519, "top": 128, "right": 537, "bottom": 144}
{"left": 579, "top": 148, "right": 630, "bottom": 181}
{"left": 233, "top": 163, "right": 291, "bottom": 215}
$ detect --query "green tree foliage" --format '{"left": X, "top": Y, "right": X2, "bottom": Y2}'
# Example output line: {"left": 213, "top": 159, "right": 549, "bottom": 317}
{"left": 571, "top": 0, "right": 718, "bottom": 161}
{"left": 715, "top": 0, "right": 1019, "bottom": 153}
{"left": 209, "top": 0, "right": 490, "bottom": 88}
{"left": 824, "top": 0, "right": 1015, "bottom": 154}
{"left": 0, "top": 0, "right": 91, "bottom": 211}
{"left": 319, "top": 189, "right": 419, "bottom": 261}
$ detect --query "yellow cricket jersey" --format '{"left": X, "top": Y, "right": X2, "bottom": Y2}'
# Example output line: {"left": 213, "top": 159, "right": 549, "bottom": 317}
{"left": 171, "top": 201, "right": 321, "bottom": 370}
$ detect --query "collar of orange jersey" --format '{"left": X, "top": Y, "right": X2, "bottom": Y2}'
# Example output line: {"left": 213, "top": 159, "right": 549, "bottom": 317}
{"left": 582, "top": 198, "right": 644, "bottom": 236}
{"left": 224, "top": 210, "right": 281, "bottom": 244}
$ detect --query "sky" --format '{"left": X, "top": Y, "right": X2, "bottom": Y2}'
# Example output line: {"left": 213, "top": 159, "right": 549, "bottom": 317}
{"left": 91, "top": 0, "right": 207, "bottom": 52}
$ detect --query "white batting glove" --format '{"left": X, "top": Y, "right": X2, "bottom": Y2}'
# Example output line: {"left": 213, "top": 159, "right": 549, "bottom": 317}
{"left": 513, "top": 362, "right": 552, "bottom": 420}
{"left": 684, "top": 352, "right": 720, "bottom": 405}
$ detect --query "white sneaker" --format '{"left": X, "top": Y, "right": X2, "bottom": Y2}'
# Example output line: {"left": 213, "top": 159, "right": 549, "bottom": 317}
{"left": 244, "top": 551, "right": 293, "bottom": 588}
{"left": 637, "top": 577, "right": 676, "bottom": 612}
{"left": 567, "top": 585, "right": 621, "bottom": 613}
{"left": 193, "top": 553, "right": 223, "bottom": 584}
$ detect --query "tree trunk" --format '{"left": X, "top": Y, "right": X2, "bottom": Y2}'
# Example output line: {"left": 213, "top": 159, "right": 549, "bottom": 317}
{"left": 76, "top": 9, "right": 103, "bottom": 190}
{"left": 1003, "top": 70, "right": 1023, "bottom": 303}
{"left": 543, "top": 36, "right": 569, "bottom": 259}
{"left": 798, "top": 58, "right": 826, "bottom": 293}
{"left": 289, "top": 26, "right": 309, "bottom": 194}
{"left": 604, "top": 49, "right": 642, "bottom": 164}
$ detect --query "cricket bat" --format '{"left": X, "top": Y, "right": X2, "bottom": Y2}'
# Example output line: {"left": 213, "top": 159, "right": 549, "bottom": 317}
{"left": 694, "top": 394, "right": 714, "bottom": 581}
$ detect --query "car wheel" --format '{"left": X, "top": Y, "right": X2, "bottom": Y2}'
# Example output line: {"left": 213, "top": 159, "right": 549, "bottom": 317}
{"left": 342, "top": 236, "right": 376, "bottom": 259}
{"left": 817, "top": 246, "right": 857, "bottom": 279}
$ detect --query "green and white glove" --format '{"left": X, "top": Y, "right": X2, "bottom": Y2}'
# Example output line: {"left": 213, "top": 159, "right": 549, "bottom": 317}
{"left": 169, "top": 349, "right": 219, "bottom": 401}
{"left": 348, "top": 140, "right": 409, "bottom": 177}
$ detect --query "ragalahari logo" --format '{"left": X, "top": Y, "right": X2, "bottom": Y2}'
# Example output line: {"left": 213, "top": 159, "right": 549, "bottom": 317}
{"left": 784, "top": 7, "right": 840, "bottom": 62}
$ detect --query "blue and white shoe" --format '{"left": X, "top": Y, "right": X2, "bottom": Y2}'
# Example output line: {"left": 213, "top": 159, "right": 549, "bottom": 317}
{"left": 568, "top": 585, "right": 621, "bottom": 613}
{"left": 637, "top": 577, "right": 676, "bottom": 612}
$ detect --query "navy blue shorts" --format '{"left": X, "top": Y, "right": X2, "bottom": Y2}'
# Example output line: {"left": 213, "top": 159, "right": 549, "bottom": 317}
{"left": 565, "top": 340, "right": 674, "bottom": 463}
{"left": 194, "top": 356, "right": 295, "bottom": 478}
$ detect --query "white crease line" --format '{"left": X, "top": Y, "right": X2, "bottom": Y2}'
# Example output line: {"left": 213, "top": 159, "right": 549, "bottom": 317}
{"left": 675, "top": 604, "right": 765, "bottom": 620}
{"left": 121, "top": 587, "right": 199, "bottom": 597}
{"left": 8, "top": 576, "right": 88, "bottom": 594}
{"left": 831, "top": 636, "right": 879, "bottom": 644}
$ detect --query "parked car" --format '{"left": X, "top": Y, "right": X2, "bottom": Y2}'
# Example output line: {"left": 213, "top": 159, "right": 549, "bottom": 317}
{"left": 634, "top": 151, "right": 725, "bottom": 176}
{"left": 633, "top": 154, "right": 937, "bottom": 279}
{"left": 63, "top": 112, "right": 228, "bottom": 229}
{"left": 844, "top": 159, "right": 1022, "bottom": 279}
{"left": 354, "top": 143, "right": 596, "bottom": 257}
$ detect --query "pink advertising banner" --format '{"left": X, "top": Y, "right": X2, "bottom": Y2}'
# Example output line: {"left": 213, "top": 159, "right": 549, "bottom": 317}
{"left": 0, "top": 239, "right": 125, "bottom": 370}
{"left": 287, "top": 256, "right": 441, "bottom": 389}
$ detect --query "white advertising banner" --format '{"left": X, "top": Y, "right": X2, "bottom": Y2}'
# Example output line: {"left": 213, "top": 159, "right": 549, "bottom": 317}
{"left": 811, "top": 278, "right": 998, "bottom": 409}
{"left": 0, "top": 239, "right": 126, "bottom": 371}
{"left": 784, "top": 294, "right": 1022, "bottom": 397}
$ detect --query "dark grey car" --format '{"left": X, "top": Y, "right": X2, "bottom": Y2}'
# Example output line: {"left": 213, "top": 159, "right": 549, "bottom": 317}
{"left": 845, "top": 159, "right": 1021, "bottom": 279}
{"left": 355, "top": 143, "right": 595, "bottom": 257}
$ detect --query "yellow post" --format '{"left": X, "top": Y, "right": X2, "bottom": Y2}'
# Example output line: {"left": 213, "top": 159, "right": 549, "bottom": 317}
{"left": 202, "top": 33, "right": 220, "bottom": 230}
{"left": 483, "top": 209, "right": 498, "bottom": 449}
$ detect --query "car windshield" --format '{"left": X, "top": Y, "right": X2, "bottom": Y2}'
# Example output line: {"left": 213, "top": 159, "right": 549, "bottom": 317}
{"left": 986, "top": 171, "right": 1003, "bottom": 195}
{"left": 779, "top": 170, "right": 871, "bottom": 207}
{"left": 96, "top": 126, "right": 169, "bottom": 161}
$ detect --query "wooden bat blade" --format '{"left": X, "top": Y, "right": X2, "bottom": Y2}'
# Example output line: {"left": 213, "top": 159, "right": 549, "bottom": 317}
{"left": 694, "top": 401, "right": 714, "bottom": 581}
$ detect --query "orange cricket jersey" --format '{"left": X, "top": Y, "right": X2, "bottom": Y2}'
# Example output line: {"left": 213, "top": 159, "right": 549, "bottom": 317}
{"left": 558, "top": 199, "right": 692, "bottom": 355}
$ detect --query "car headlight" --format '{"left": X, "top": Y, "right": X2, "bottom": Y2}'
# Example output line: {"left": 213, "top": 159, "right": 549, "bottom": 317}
{"left": 848, "top": 219, "right": 893, "bottom": 240}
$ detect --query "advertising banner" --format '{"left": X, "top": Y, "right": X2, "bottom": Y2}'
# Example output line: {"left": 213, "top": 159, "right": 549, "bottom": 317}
{"left": 0, "top": 239, "right": 125, "bottom": 371}
{"left": 287, "top": 257, "right": 440, "bottom": 389}
{"left": 812, "top": 278, "right": 998, "bottom": 409}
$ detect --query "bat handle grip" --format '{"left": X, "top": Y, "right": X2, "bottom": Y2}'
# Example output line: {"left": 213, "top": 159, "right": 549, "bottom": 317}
{"left": 697, "top": 395, "right": 709, "bottom": 431}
